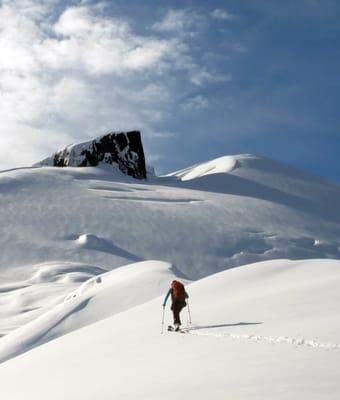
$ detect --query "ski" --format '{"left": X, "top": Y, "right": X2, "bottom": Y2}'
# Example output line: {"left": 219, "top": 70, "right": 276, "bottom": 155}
{"left": 167, "top": 325, "right": 186, "bottom": 333}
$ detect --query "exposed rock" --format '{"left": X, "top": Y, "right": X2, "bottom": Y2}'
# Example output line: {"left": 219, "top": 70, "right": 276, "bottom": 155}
{"left": 37, "top": 131, "right": 147, "bottom": 179}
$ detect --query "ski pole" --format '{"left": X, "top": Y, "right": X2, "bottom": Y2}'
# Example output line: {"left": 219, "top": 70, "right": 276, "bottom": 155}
{"left": 161, "top": 305, "right": 165, "bottom": 334}
{"left": 187, "top": 299, "right": 192, "bottom": 325}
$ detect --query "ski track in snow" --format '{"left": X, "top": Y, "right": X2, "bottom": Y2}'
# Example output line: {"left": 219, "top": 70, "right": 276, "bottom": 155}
{"left": 186, "top": 328, "right": 340, "bottom": 351}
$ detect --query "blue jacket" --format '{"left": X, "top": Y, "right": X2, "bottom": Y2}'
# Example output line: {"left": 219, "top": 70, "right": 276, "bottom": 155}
{"left": 163, "top": 288, "right": 172, "bottom": 307}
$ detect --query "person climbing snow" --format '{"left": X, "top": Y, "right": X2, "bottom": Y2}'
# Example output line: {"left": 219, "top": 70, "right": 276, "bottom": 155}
{"left": 163, "top": 280, "right": 189, "bottom": 331}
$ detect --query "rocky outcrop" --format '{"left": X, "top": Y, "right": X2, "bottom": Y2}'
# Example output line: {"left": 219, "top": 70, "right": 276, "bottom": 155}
{"left": 38, "top": 131, "right": 147, "bottom": 179}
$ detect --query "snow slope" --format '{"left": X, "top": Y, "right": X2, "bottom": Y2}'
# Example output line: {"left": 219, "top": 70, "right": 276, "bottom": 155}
{"left": 1, "top": 154, "right": 340, "bottom": 283}
{"left": 1, "top": 153, "right": 340, "bottom": 399}
{"left": 0, "top": 260, "right": 184, "bottom": 363}
{"left": 0, "top": 259, "right": 339, "bottom": 399}
{"left": 167, "top": 155, "right": 238, "bottom": 180}
{"left": 0, "top": 261, "right": 106, "bottom": 336}
{"left": 1, "top": 153, "right": 340, "bottom": 338}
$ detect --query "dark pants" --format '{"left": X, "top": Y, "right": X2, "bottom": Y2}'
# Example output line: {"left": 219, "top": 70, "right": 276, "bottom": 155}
{"left": 171, "top": 300, "right": 186, "bottom": 325}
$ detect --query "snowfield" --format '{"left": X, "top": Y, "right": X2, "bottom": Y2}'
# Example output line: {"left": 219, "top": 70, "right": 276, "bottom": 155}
{"left": 0, "top": 259, "right": 339, "bottom": 399}
{"left": 0, "top": 260, "right": 185, "bottom": 363}
{"left": 1, "top": 154, "right": 340, "bottom": 286}
{"left": 0, "top": 154, "right": 340, "bottom": 398}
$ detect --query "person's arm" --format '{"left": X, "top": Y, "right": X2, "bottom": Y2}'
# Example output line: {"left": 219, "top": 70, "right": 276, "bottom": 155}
{"left": 163, "top": 288, "right": 172, "bottom": 307}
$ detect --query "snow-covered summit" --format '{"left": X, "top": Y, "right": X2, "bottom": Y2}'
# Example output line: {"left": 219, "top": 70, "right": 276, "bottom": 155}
{"left": 167, "top": 155, "right": 239, "bottom": 181}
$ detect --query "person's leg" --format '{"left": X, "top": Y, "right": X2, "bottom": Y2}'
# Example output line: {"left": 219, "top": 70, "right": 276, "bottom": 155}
{"left": 172, "top": 301, "right": 185, "bottom": 326}
{"left": 172, "top": 301, "right": 181, "bottom": 326}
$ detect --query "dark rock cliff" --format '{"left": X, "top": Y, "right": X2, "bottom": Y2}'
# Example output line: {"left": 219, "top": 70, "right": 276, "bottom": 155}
{"left": 38, "top": 131, "right": 147, "bottom": 179}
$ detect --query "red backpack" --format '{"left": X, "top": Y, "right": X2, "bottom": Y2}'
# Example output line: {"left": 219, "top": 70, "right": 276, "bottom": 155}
{"left": 171, "top": 280, "right": 186, "bottom": 301}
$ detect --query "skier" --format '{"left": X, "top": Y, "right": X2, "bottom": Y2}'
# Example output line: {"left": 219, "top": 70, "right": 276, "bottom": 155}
{"left": 163, "top": 280, "right": 189, "bottom": 331}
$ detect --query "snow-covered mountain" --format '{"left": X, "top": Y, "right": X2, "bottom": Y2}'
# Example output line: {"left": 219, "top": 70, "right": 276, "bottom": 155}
{"left": 0, "top": 147, "right": 340, "bottom": 398}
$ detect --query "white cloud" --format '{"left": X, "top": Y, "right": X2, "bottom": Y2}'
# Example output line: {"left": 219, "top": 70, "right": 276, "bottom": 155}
{"left": 37, "top": 5, "right": 184, "bottom": 76}
{"left": 210, "top": 8, "right": 237, "bottom": 21}
{"left": 182, "top": 95, "right": 209, "bottom": 111}
{"left": 0, "top": 2, "right": 187, "bottom": 77}
{"left": 0, "top": 2, "right": 180, "bottom": 167}
{"left": 153, "top": 9, "right": 190, "bottom": 32}
{"left": 0, "top": 2, "right": 233, "bottom": 169}
{"left": 152, "top": 9, "right": 204, "bottom": 36}
{"left": 0, "top": 6, "right": 40, "bottom": 73}
{"left": 2, "top": 0, "right": 58, "bottom": 21}
{"left": 190, "top": 69, "right": 232, "bottom": 86}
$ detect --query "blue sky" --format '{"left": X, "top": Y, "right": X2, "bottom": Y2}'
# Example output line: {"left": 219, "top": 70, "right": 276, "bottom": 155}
{"left": 0, "top": 1, "right": 339, "bottom": 181}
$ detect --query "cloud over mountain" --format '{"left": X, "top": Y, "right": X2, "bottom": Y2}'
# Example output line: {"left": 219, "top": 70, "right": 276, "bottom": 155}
{"left": 0, "top": 1, "right": 228, "bottom": 170}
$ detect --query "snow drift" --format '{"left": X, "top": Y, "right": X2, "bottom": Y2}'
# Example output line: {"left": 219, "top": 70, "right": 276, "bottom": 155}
{"left": 0, "top": 260, "right": 184, "bottom": 363}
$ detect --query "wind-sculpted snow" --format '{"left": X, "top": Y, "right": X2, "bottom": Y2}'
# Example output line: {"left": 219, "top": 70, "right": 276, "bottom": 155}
{"left": 1, "top": 154, "right": 340, "bottom": 285}
{"left": 167, "top": 155, "right": 238, "bottom": 181}
{"left": 0, "top": 259, "right": 339, "bottom": 399}
{"left": 75, "top": 233, "right": 142, "bottom": 261}
{"left": 0, "top": 260, "right": 185, "bottom": 363}
{"left": 1, "top": 154, "right": 340, "bottom": 340}
{"left": 0, "top": 262, "right": 106, "bottom": 337}
{"left": 1, "top": 154, "right": 340, "bottom": 398}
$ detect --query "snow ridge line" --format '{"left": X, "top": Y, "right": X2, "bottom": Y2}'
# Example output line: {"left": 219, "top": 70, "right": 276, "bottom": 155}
{"left": 187, "top": 330, "right": 340, "bottom": 350}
